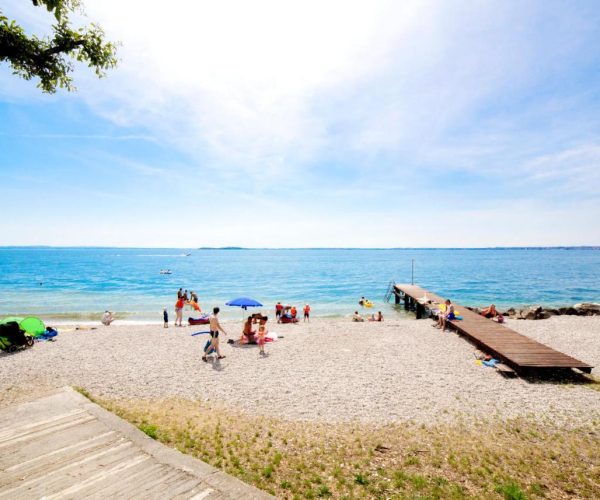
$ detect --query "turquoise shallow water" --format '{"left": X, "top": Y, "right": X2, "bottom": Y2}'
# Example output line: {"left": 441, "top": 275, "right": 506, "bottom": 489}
{"left": 0, "top": 247, "right": 599, "bottom": 321}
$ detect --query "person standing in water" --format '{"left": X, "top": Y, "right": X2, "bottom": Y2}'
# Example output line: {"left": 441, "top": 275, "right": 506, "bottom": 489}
{"left": 203, "top": 307, "right": 228, "bottom": 362}
{"left": 163, "top": 307, "right": 169, "bottom": 328}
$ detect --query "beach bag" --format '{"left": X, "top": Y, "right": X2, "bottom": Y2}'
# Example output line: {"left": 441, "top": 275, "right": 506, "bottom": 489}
{"left": 204, "top": 339, "right": 215, "bottom": 355}
{"left": 497, "top": 315, "right": 505, "bottom": 323}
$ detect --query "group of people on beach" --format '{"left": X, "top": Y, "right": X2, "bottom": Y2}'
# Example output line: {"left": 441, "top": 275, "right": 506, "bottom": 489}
{"left": 171, "top": 288, "right": 201, "bottom": 327}
{"left": 242, "top": 314, "right": 270, "bottom": 355}
{"left": 352, "top": 310, "right": 383, "bottom": 322}
{"left": 274, "top": 302, "right": 310, "bottom": 323}
{"left": 433, "top": 300, "right": 504, "bottom": 332}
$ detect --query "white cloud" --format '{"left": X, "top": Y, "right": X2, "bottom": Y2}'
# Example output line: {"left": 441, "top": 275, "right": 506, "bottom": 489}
{"left": 78, "top": 0, "right": 426, "bottom": 176}
{"left": 2, "top": 0, "right": 600, "bottom": 246}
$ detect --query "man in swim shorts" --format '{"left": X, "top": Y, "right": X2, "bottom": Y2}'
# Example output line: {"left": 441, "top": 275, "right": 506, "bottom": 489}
{"left": 203, "top": 307, "right": 228, "bottom": 362}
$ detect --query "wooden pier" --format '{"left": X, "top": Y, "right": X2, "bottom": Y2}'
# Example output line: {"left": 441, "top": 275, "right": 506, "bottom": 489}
{"left": 393, "top": 284, "right": 593, "bottom": 374}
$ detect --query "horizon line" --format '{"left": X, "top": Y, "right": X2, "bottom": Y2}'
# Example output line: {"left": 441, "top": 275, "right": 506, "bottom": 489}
{"left": 0, "top": 245, "right": 599, "bottom": 250}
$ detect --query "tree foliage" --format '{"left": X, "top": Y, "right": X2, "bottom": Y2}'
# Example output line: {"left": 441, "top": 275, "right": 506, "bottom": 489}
{"left": 0, "top": 0, "right": 118, "bottom": 92}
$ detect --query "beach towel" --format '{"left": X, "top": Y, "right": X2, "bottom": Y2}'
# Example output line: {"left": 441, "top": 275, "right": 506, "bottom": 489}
{"left": 191, "top": 331, "right": 211, "bottom": 336}
{"left": 482, "top": 359, "right": 500, "bottom": 368}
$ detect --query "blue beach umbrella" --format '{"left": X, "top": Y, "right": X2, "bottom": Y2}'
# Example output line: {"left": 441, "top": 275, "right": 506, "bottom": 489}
{"left": 225, "top": 297, "right": 263, "bottom": 310}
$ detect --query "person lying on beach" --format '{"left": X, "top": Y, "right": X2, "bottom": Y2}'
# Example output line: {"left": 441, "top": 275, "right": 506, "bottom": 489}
{"left": 436, "top": 300, "right": 455, "bottom": 331}
{"left": 481, "top": 304, "right": 498, "bottom": 319}
{"left": 352, "top": 311, "right": 365, "bottom": 322}
{"left": 101, "top": 310, "right": 114, "bottom": 326}
{"left": 203, "top": 307, "right": 228, "bottom": 362}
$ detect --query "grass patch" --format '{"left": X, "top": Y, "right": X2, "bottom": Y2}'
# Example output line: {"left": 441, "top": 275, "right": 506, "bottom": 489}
{"left": 73, "top": 386, "right": 94, "bottom": 402}
{"left": 496, "top": 480, "right": 527, "bottom": 500}
{"left": 138, "top": 423, "right": 159, "bottom": 440}
{"left": 95, "top": 397, "right": 600, "bottom": 499}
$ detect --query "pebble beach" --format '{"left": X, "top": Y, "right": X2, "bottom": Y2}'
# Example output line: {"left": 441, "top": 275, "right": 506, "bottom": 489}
{"left": 2, "top": 315, "right": 599, "bottom": 424}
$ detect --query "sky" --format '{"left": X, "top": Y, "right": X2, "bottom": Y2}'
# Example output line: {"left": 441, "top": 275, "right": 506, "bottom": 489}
{"left": 1, "top": 0, "right": 600, "bottom": 248}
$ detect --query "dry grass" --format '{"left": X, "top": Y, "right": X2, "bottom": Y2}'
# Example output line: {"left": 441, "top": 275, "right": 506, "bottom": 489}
{"left": 97, "top": 396, "right": 600, "bottom": 499}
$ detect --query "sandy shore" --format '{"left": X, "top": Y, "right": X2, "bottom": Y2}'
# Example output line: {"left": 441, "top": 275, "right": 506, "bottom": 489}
{"left": 1, "top": 315, "right": 599, "bottom": 424}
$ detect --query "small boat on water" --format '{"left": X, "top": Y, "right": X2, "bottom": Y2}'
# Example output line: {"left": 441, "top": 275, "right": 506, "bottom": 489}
{"left": 160, "top": 269, "right": 172, "bottom": 275}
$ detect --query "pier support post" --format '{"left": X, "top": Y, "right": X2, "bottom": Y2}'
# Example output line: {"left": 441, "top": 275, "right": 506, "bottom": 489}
{"left": 416, "top": 302, "right": 424, "bottom": 319}
{"left": 403, "top": 294, "right": 409, "bottom": 310}
{"left": 394, "top": 290, "right": 400, "bottom": 305}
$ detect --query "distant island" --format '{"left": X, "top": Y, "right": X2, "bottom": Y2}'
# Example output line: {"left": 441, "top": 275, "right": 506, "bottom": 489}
{"left": 197, "top": 247, "right": 246, "bottom": 250}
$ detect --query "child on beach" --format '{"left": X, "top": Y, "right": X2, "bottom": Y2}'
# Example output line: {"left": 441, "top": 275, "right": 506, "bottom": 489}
{"left": 163, "top": 308, "right": 168, "bottom": 328}
{"left": 303, "top": 304, "right": 310, "bottom": 322}
{"left": 257, "top": 315, "right": 268, "bottom": 356}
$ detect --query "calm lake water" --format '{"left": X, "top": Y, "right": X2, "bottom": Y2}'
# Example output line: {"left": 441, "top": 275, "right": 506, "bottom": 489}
{"left": 0, "top": 247, "right": 599, "bottom": 321}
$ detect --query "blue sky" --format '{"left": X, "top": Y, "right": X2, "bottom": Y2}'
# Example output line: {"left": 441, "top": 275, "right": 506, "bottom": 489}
{"left": 1, "top": 0, "right": 600, "bottom": 247}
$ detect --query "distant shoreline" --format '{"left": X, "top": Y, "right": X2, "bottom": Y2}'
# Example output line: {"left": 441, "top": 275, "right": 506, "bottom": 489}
{"left": 5, "top": 301, "right": 598, "bottom": 324}
{"left": 0, "top": 245, "right": 599, "bottom": 250}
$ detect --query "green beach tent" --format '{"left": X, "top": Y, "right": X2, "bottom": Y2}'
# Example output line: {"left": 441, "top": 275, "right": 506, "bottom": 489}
{"left": 1, "top": 316, "right": 46, "bottom": 337}
{"left": 19, "top": 317, "right": 46, "bottom": 337}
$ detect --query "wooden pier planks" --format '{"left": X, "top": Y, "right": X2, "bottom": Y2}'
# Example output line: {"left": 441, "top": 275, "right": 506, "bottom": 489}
{"left": 394, "top": 284, "right": 593, "bottom": 373}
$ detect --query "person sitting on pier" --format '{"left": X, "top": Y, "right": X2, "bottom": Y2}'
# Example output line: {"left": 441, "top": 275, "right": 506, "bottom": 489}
{"left": 481, "top": 304, "right": 498, "bottom": 319}
{"left": 436, "top": 300, "right": 455, "bottom": 331}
